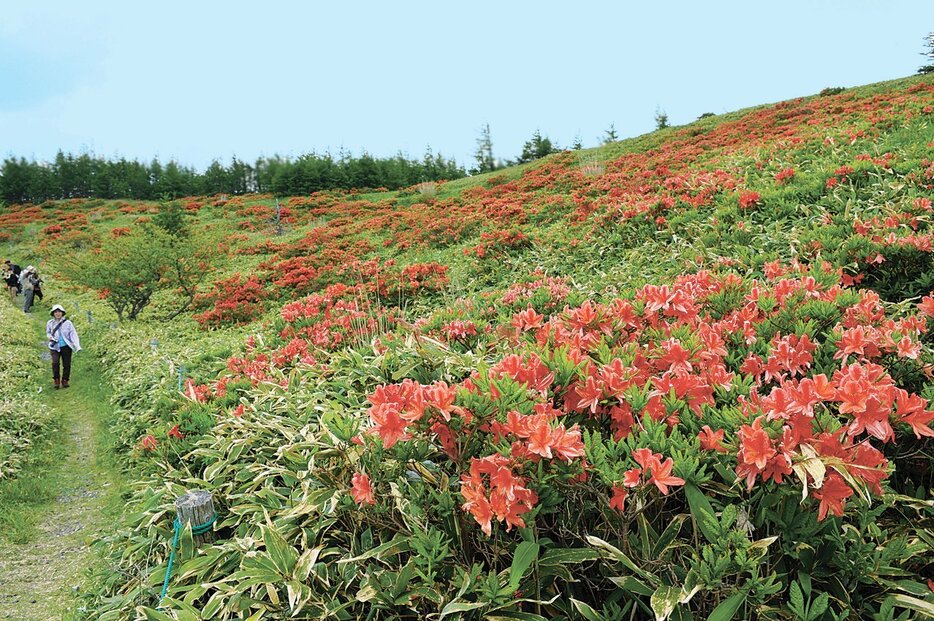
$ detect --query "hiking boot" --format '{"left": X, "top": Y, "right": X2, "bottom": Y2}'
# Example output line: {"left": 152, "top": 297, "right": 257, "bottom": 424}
{"left": 61, "top": 380, "right": 70, "bottom": 388}
{"left": 53, "top": 380, "right": 60, "bottom": 389}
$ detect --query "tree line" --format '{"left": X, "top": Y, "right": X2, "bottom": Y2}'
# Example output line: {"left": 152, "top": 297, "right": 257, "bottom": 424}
{"left": 0, "top": 149, "right": 467, "bottom": 205}
{"left": 3, "top": 107, "right": 709, "bottom": 204}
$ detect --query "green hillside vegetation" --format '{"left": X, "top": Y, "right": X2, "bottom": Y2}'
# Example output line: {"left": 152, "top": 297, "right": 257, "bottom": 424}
{"left": 1, "top": 74, "right": 933, "bottom": 620}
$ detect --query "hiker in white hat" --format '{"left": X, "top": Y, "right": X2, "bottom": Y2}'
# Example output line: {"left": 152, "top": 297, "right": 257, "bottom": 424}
{"left": 46, "top": 304, "right": 82, "bottom": 389}
{"left": 19, "top": 265, "right": 40, "bottom": 313}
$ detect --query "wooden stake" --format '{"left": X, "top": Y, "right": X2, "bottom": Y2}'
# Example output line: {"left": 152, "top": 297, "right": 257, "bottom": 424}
{"left": 175, "top": 490, "right": 216, "bottom": 546}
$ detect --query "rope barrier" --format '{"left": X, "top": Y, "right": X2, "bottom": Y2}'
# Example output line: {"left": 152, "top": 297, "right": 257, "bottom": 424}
{"left": 158, "top": 514, "right": 216, "bottom": 606}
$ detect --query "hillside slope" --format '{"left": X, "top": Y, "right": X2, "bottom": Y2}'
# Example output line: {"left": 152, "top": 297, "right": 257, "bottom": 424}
{"left": 2, "top": 74, "right": 934, "bottom": 620}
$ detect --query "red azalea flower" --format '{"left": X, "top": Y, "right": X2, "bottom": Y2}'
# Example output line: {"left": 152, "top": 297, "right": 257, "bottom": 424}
{"left": 631, "top": 448, "right": 660, "bottom": 471}
{"left": 698, "top": 425, "right": 727, "bottom": 452}
{"left": 648, "top": 457, "right": 685, "bottom": 495}
{"left": 351, "top": 472, "right": 376, "bottom": 506}
{"left": 739, "top": 417, "right": 776, "bottom": 470}
{"left": 369, "top": 402, "right": 410, "bottom": 448}
{"left": 623, "top": 468, "right": 642, "bottom": 488}
{"left": 738, "top": 191, "right": 762, "bottom": 209}
{"left": 609, "top": 485, "right": 628, "bottom": 513}
{"left": 814, "top": 473, "right": 853, "bottom": 521}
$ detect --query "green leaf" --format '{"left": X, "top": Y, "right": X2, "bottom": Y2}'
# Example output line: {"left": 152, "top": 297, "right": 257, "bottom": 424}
{"left": 262, "top": 524, "right": 298, "bottom": 576}
{"left": 337, "top": 535, "right": 411, "bottom": 564}
{"left": 585, "top": 535, "right": 656, "bottom": 583}
{"left": 707, "top": 591, "right": 747, "bottom": 621}
{"left": 486, "top": 613, "right": 550, "bottom": 621}
{"left": 789, "top": 582, "right": 805, "bottom": 616}
{"left": 683, "top": 483, "right": 719, "bottom": 544}
{"left": 652, "top": 514, "right": 688, "bottom": 557}
{"left": 391, "top": 561, "right": 417, "bottom": 601}
{"left": 810, "top": 592, "right": 829, "bottom": 619}
{"left": 200, "top": 593, "right": 227, "bottom": 618}
{"left": 136, "top": 608, "right": 176, "bottom": 621}
{"left": 609, "top": 575, "right": 655, "bottom": 597}
{"left": 439, "top": 601, "right": 487, "bottom": 619}
{"left": 509, "top": 541, "right": 540, "bottom": 588}
{"left": 570, "top": 598, "right": 604, "bottom": 621}
{"left": 797, "top": 571, "right": 812, "bottom": 597}
{"left": 890, "top": 594, "right": 934, "bottom": 617}
{"left": 538, "top": 548, "right": 600, "bottom": 565}
{"left": 638, "top": 514, "right": 655, "bottom": 557}
{"left": 651, "top": 585, "right": 681, "bottom": 621}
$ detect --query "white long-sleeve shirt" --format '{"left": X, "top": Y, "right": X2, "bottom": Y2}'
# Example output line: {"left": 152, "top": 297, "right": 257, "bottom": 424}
{"left": 46, "top": 318, "right": 82, "bottom": 352}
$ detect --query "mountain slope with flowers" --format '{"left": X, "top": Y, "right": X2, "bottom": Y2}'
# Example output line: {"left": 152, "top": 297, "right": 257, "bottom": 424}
{"left": 2, "top": 74, "right": 934, "bottom": 619}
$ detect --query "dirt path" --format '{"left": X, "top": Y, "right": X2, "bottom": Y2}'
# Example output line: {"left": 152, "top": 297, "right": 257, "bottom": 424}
{"left": 0, "top": 333, "right": 120, "bottom": 621}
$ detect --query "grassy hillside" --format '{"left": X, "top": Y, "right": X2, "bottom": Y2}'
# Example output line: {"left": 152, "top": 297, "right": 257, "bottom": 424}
{"left": 2, "top": 74, "right": 934, "bottom": 620}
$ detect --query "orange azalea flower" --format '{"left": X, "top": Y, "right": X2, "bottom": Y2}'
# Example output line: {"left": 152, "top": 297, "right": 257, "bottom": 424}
{"left": 739, "top": 417, "right": 776, "bottom": 470}
{"left": 698, "top": 425, "right": 727, "bottom": 452}
{"left": 511, "top": 305, "right": 544, "bottom": 331}
{"left": 848, "top": 396, "right": 894, "bottom": 443}
{"left": 899, "top": 407, "right": 934, "bottom": 439}
{"left": 917, "top": 295, "right": 934, "bottom": 318}
{"left": 656, "top": 339, "right": 694, "bottom": 375}
{"left": 738, "top": 190, "right": 761, "bottom": 209}
{"left": 848, "top": 443, "right": 888, "bottom": 496}
{"left": 460, "top": 477, "right": 494, "bottom": 536}
{"left": 526, "top": 418, "right": 555, "bottom": 459}
{"left": 814, "top": 473, "right": 853, "bottom": 521}
{"left": 774, "top": 167, "right": 796, "bottom": 184}
{"left": 139, "top": 434, "right": 158, "bottom": 451}
{"left": 370, "top": 402, "right": 410, "bottom": 448}
{"left": 609, "top": 485, "right": 628, "bottom": 513}
{"left": 549, "top": 425, "right": 585, "bottom": 462}
{"left": 425, "top": 381, "right": 458, "bottom": 419}
{"left": 648, "top": 457, "right": 685, "bottom": 495}
{"left": 574, "top": 375, "right": 603, "bottom": 414}
{"left": 167, "top": 425, "right": 185, "bottom": 440}
{"left": 896, "top": 335, "right": 921, "bottom": 360}
{"left": 631, "top": 448, "right": 660, "bottom": 471}
{"left": 461, "top": 455, "right": 537, "bottom": 535}
{"left": 350, "top": 472, "right": 376, "bottom": 506}
{"left": 623, "top": 468, "right": 642, "bottom": 488}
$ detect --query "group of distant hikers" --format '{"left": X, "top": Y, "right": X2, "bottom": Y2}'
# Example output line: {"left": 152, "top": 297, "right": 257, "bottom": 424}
{"left": 3, "top": 258, "right": 43, "bottom": 312}
{"left": 4, "top": 258, "right": 82, "bottom": 389}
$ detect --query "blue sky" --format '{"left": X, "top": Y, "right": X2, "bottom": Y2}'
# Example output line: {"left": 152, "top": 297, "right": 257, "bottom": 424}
{"left": 1, "top": 1, "right": 931, "bottom": 171}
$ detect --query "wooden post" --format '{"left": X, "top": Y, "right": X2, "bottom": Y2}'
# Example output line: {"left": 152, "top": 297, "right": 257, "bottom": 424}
{"left": 175, "top": 490, "right": 216, "bottom": 546}
{"left": 274, "top": 198, "right": 283, "bottom": 236}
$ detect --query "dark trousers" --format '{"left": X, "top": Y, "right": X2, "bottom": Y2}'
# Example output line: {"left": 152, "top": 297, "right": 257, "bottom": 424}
{"left": 51, "top": 346, "right": 73, "bottom": 382}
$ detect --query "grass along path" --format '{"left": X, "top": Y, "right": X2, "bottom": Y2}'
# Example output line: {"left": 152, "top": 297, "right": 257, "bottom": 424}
{"left": 0, "top": 321, "right": 122, "bottom": 621}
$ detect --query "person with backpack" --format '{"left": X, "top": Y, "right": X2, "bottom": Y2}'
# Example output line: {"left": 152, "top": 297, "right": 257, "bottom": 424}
{"left": 33, "top": 270, "right": 44, "bottom": 302}
{"left": 3, "top": 259, "right": 20, "bottom": 301}
{"left": 47, "top": 304, "right": 81, "bottom": 388}
{"left": 19, "top": 265, "right": 40, "bottom": 313}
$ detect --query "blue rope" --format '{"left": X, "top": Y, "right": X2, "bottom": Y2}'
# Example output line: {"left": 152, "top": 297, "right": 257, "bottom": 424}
{"left": 158, "top": 515, "right": 216, "bottom": 605}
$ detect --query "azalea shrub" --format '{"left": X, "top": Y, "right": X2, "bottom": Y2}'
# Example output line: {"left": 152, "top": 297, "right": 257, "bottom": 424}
{"left": 347, "top": 264, "right": 934, "bottom": 617}
{"left": 78, "top": 267, "right": 934, "bottom": 620}
{"left": 193, "top": 273, "right": 267, "bottom": 327}
{"left": 9, "top": 75, "right": 933, "bottom": 620}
